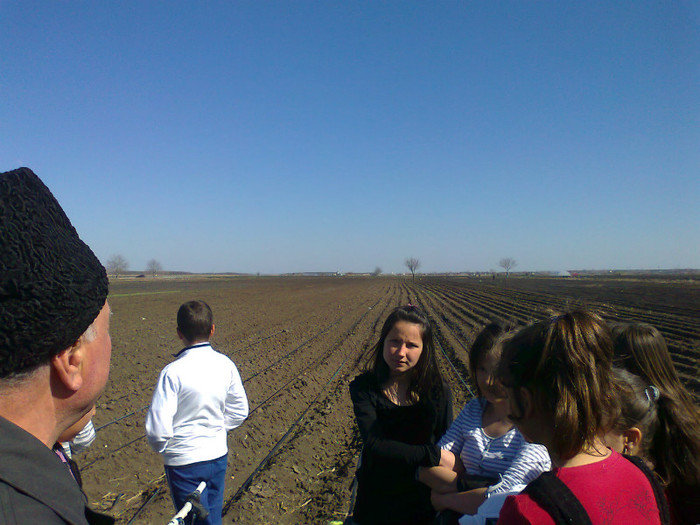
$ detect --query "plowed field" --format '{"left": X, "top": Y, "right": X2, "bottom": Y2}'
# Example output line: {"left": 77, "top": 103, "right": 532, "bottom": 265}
{"left": 79, "top": 275, "right": 699, "bottom": 524}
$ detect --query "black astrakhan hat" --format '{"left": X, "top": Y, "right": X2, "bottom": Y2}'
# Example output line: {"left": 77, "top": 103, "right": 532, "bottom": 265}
{"left": 0, "top": 167, "right": 109, "bottom": 378}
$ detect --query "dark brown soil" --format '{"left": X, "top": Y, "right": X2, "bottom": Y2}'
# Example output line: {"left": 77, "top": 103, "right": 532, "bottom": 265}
{"left": 77, "top": 275, "right": 699, "bottom": 524}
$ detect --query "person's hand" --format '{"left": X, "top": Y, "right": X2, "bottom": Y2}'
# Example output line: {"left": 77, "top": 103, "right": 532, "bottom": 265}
{"left": 439, "top": 449, "right": 456, "bottom": 469}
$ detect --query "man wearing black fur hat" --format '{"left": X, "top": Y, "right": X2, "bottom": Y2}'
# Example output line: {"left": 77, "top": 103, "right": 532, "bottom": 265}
{"left": 0, "top": 168, "right": 114, "bottom": 524}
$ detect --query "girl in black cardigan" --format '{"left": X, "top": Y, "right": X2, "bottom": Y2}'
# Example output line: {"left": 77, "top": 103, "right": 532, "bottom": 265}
{"left": 350, "top": 305, "right": 452, "bottom": 525}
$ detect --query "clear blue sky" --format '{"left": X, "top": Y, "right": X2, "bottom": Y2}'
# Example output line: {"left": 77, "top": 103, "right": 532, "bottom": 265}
{"left": 2, "top": 2, "right": 698, "bottom": 274}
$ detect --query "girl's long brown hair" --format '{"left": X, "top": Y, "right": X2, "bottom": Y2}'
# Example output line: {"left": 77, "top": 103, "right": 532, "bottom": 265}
{"left": 500, "top": 310, "right": 618, "bottom": 461}
{"left": 612, "top": 322, "right": 700, "bottom": 492}
{"left": 364, "top": 305, "right": 444, "bottom": 404}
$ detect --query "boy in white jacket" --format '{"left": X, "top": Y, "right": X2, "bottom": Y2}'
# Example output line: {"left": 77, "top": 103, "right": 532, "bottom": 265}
{"left": 146, "top": 300, "right": 248, "bottom": 525}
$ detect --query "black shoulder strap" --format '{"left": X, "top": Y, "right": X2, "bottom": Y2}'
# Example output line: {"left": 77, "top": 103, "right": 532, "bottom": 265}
{"left": 525, "top": 457, "right": 670, "bottom": 525}
{"left": 524, "top": 472, "right": 593, "bottom": 525}
{"left": 624, "top": 455, "right": 670, "bottom": 525}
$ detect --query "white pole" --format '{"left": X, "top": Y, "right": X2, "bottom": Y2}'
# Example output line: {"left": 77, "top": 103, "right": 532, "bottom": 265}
{"left": 166, "top": 482, "right": 207, "bottom": 525}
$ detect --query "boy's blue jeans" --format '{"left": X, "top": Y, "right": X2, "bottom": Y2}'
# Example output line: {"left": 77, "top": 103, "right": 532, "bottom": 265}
{"left": 164, "top": 454, "right": 227, "bottom": 525}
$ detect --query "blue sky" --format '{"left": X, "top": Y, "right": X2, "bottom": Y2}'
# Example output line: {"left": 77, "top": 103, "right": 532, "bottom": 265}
{"left": 2, "top": 2, "right": 698, "bottom": 274}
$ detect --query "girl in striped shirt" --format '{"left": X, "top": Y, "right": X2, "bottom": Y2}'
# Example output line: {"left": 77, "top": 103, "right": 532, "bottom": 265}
{"left": 419, "top": 323, "right": 550, "bottom": 518}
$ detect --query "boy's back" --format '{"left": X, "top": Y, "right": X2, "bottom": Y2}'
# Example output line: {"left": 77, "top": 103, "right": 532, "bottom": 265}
{"left": 145, "top": 300, "right": 248, "bottom": 525}
{"left": 145, "top": 342, "right": 248, "bottom": 466}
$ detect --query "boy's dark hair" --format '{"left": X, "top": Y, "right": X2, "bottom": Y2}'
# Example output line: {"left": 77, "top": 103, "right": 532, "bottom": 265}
{"left": 499, "top": 310, "right": 617, "bottom": 461}
{"left": 364, "top": 305, "right": 443, "bottom": 404}
{"left": 177, "top": 300, "right": 213, "bottom": 343}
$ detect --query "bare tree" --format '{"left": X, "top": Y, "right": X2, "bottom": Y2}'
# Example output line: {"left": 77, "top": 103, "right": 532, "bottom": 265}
{"left": 106, "top": 254, "right": 129, "bottom": 279}
{"left": 405, "top": 257, "right": 421, "bottom": 282}
{"left": 499, "top": 257, "right": 517, "bottom": 278}
{"left": 146, "top": 258, "right": 163, "bottom": 278}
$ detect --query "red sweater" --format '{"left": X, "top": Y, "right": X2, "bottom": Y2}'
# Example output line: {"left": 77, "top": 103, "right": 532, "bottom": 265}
{"left": 497, "top": 450, "right": 662, "bottom": 525}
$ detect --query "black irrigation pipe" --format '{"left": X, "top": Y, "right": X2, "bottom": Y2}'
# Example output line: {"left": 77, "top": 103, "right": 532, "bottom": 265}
{"left": 98, "top": 391, "right": 133, "bottom": 406}
{"left": 126, "top": 487, "right": 161, "bottom": 525}
{"left": 247, "top": 357, "right": 324, "bottom": 418}
{"left": 235, "top": 328, "right": 288, "bottom": 353}
{"left": 246, "top": 300, "right": 380, "bottom": 418}
{"left": 242, "top": 315, "right": 344, "bottom": 383}
{"left": 82, "top": 434, "right": 148, "bottom": 470}
{"left": 95, "top": 405, "right": 150, "bottom": 432}
{"left": 247, "top": 297, "right": 386, "bottom": 417}
{"left": 246, "top": 301, "right": 386, "bottom": 417}
{"left": 236, "top": 294, "right": 384, "bottom": 371}
{"left": 222, "top": 337, "right": 359, "bottom": 516}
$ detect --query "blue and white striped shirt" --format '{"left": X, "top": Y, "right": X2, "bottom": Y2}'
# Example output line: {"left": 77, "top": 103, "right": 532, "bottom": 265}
{"left": 438, "top": 398, "right": 550, "bottom": 495}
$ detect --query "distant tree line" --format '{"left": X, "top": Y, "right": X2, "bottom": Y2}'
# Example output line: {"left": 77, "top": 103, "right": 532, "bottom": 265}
{"left": 105, "top": 255, "right": 164, "bottom": 278}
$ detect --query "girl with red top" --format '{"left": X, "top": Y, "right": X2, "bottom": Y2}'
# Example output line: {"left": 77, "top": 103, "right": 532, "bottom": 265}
{"left": 496, "top": 311, "right": 667, "bottom": 525}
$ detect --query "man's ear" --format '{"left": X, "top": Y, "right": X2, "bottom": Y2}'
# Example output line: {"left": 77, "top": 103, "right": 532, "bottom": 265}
{"left": 176, "top": 328, "right": 185, "bottom": 341}
{"left": 51, "top": 340, "right": 85, "bottom": 392}
{"left": 210, "top": 324, "right": 215, "bottom": 338}
{"left": 623, "top": 427, "right": 643, "bottom": 455}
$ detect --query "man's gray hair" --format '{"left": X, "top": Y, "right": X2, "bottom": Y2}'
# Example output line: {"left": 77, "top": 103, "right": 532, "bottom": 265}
{"left": 0, "top": 318, "right": 99, "bottom": 387}
{"left": 81, "top": 319, "right": 98, "bottom": 343}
